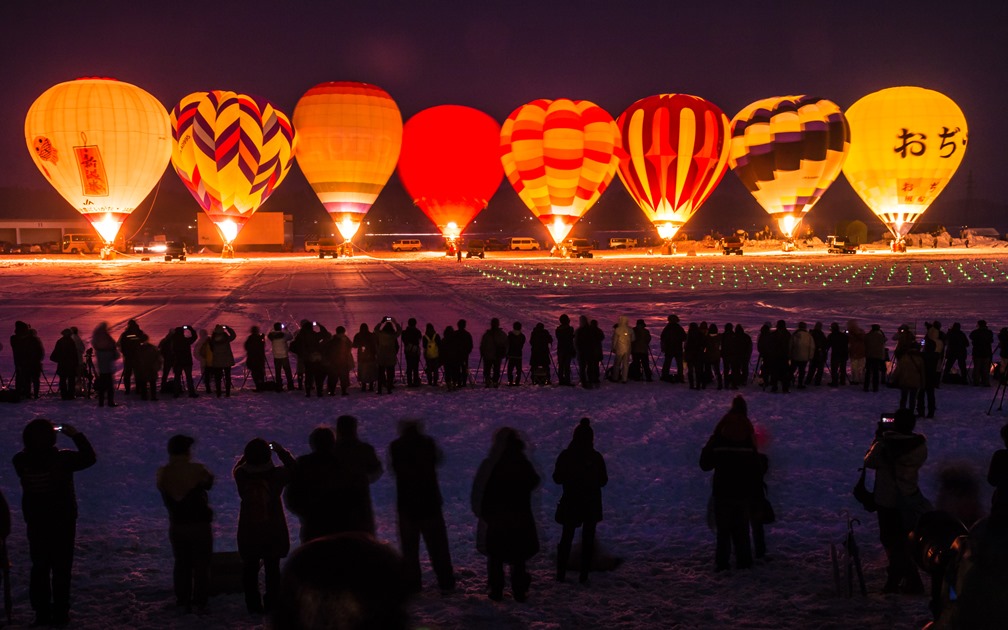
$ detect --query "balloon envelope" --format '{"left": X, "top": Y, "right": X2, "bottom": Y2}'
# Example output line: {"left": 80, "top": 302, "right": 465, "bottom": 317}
{"left": 397, "top": 105, "right": 503, "bottom": 240}
{"left": 729, "top": 96, "right": 850, "bottom": 239}
{"left": 25, "top": 77, "right": 172, "bottom": 243}
{"left": 293, "top": 82, "right": 402, "bottom": 241}
{"left": 171, "top": 91, "right": 296, "bottom": 245}
{"left": 842, "top": 86, "right": 967, "bottom": 239}
{"left": 617, "top": 94, "right": 731, "bottom": 241}
{"left": 500, "top": 98, "right": 621, "bottom": 245}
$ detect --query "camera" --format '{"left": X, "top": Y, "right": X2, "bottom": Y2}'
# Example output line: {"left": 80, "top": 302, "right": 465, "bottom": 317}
{"left": 54, "top": 425, "right": 64, "bottom": 432}
{"left": 880, "top": 414, "right": 895, "bottom": 424}
{"left": 312, "top": 321, "right": 318, "bottom": 327}
{"left": 384, "top": 316, "right": 393, "bottom": 322}
{"left": 280, "top": 324, "right": 285, "bottom": 329}
{"left": 183, "top": 325, "right": 189, "bottom": 330}
{"left": 269, "top": 443, "right": 275, "bottom": 451}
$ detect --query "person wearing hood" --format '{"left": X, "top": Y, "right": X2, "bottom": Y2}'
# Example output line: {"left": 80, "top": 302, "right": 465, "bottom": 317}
{"left": 134, "top": 333, "right": 163, "bottom": 401}
{"left": 479, "top": 318, "right": 508, "bottom": 388}
{"left": 170, "top": 326, "right": 199, "bottom": 398}
{"left": 375, "top": 317, "right": 402, "bottom": 394}
{"left": 864, "top": 409, "right": 929, "bottom": 594}
{"left": 553, "top": 418, "right": 608, "bottom": 584}
{"left": 789, "top": 322, "right": 815, "bottom": 389}
{"left": 11, "top": 320, "right": 44, "bottom": 399}
{"left": 157, "top": 435, "right": 214, "bottom": 614}
{"left": 555, "top": 314, "right": 576, "bottom": 386}
{"left": 13, "top": 419, "right": 96, "bottom": 627}
{"left": 244, "top": 326, "right": 267, "bottom": 392}
{"left": 267, "top": 323, "right": 295, "bottom": 392}
{"left": 505, "top": 321, "right": 526, "bottom": 386}
{"left": 611, "top": 316, "right": 633, "bottom": 383}
{"left": 91, "top": 322, "right": 120, "bottom": 407}
{"left": 117, "top": 319, "right": 144, "bottom": 395}
{"left": 700, "top": 396, "right": 761, "bottom": 571}
{"left": 631, "top": 319, "right": 652, "bottom": 382}
{"left": 528, "top": 322, "right": 552, "bottom": 384}
{"left": 233, "top": 438, "right": 296, "bottom": 614}
{"left": 50, "top": 328, "right": 78, "bottom": 400}
{"left": 208, "top": 324, "right": 237, "bottom": 397}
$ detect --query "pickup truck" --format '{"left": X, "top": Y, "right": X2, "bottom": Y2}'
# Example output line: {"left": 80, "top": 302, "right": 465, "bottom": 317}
{"left": 721, "top": 236, "right": 744, "bottom": 255}
{"left": 827, "top": 236, "right": 858, "bottom": 254}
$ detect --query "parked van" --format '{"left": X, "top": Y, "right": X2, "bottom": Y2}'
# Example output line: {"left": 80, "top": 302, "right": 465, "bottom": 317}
{"left": 392, "top": 238, "right": 422, "bottom": 252}
{"left": 61, "top": 233, "right": 103, "bottom": 254}
{"left": 508, "top": 237, "right": 540, "bottom": 251}
{"left": 608, "top": 237, "right": 638, "bottom": 249}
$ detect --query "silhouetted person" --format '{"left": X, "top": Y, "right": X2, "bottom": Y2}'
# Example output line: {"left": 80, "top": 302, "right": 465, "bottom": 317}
{"left": 271, "top": 533, "right": 411, "bottom": 630}
{"left": 322, "top": 326, "right": 354, "bottom": 396}
{"left": 12, "top": 419, "right": 95, "bottom": 627}
{"left": 893, "top": 330, "right": 926, "bottom": 411}
{"left": 50, "top": 328, "right": 78, "bottom": 401}
{"left": 375, "top": 318, "right": 401, "bottom": 394}
{"left": 91, "top": 322, "right": 119, "bottom": 407}
{"left": 244, "top": 326, "right": 267, "bottom": 391}
{"left": 970, "top": 320, "right": 994, "bottom": 386}
{"left": 480, "top": 317, "right": 508, "bottom": 387}
{"left": 333, "top": 415, "right": 383, "bottom": 534}
{"left": 553, "top": 418, "right": 607, "bottom": 584}
{"left": 505, "top": 321, "right": 526, "bottom": 386}
{"left": 389, "top": 420, "right": 455, "bottom": 593}
{"left": 660, "top": 314, "right": 685, "bottom": 382}
{"left": 471, "top": 427, "right": 540, "bottom": 601}
{"left": 157, "top": 435, "right": 214, "bottom": 614}
{"left": 700, "top": 396, "right": 761, "bottom": 571}
{"left": 117, "top": 319, "right": 144, "bottom": 394}
{"left": 767, "top": 320, "right": 791, "bottom": 393}
{"left": 233, "top": 438, "right": 296, "bottom": 614}
{"left": 11, "top": 320, "right": 44, "bottom": 399}
{"left": 588, "top": 319, "right": 605, "bottom": 386}
{"left": 555, "top": 314, "right": 575, "bottom": 386}
{"left": 942, "top": 322, "right": 969, "bottom": 383}
{"left": 134, "top": 333, "right": 162, "bottom": 401}
{"left": 457, "top": 319, "right": 474, "bottom": 386}
{"left": 285, "top": 427, "right": 343, "bottom": 543}
{"left": 268, "top": 322, "right": 295, "bottom": 391}
{"left": 528, "top": 322, "right": 552, "bottom": 384}
{"left": 827, "top": 322, "right": 849, "bottom": 387}
{"left": 864, "top": 324, "right": 886, "bottom": 392}
{"left": 170, "top": 326, "right": 198, "bottom": 398}
{"left": 574, "top": 315, "right": 592, "bottom": 387}
{"left": 352, "top": 323, "right": 378, "bottom": 392}
{"left": 630, "top": 319, "right": 652, "bottom": 381}
{"left": 422, "top": 323, "right": 441, "bottom": 386}
{"left": 401, "top": 318, "right": 422, "bottom": 387}
{"left": 208, "top": 324, "right": 237, "bottom": 397}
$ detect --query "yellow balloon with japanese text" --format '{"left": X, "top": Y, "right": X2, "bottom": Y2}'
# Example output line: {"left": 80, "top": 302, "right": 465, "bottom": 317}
{"left": 842, "top": 86, "right": 967, "bottom": 239}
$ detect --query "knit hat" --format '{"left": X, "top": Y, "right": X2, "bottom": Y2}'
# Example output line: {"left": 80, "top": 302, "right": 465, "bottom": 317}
{"left": 572, "top": 417, "right": 594, "bottom": 445}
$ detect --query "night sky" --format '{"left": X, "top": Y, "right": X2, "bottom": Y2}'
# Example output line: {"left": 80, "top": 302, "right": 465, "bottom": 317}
{"left": 1, "top": 0, "right": 1004, "bottom": 236}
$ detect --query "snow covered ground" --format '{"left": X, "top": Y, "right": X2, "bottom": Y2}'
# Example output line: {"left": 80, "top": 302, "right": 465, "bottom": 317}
{"left": 0, "top": 249, "right": 1006, "bottom": 629}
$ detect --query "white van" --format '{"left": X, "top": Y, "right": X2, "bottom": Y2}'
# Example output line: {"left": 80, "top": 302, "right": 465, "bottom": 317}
{"left": 508, "top": 237, "right": 540, "bottom": 251}
{"left": 392, "top": 239, "right": 422, "bottom": 252}
{"left": 609, "top": 237, "right": 638, "bottom": 249}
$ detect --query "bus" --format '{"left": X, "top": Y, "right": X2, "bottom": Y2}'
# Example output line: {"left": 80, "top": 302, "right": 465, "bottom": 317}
{"left": 61, "top": 233, "right": 103, "bottom": 254}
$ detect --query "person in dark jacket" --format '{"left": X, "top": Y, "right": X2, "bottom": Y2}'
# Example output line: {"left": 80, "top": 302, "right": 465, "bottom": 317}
{"left": 555, "top": 314, "right": 575, "bottom": 386}
{"left": 660, "top": 314, "right": 686, "bottom": 383}
{"left": 11, "top": 320, "right": 44, "bottom": 399}
{"left": 267, "top": 323, "right": 295, "bottom": 391}
{"left": 13, "top": 419, "right": 96, "bottom": 627}
{"left": 352, "top": 323, "right": 378, "bottom": 392}
{"left": 721, "top": 323, "right": 737, "bottom": 388}
{"left": 422, "top": 323, "right": 441, "bottom": 386}
{"left": 826, "top": 322, "right": 849, "bottom": 387}
{"left": 333, "top": 415, "right": 383, "bottom": 534}
{"left": 917, "top": 321, "right": 942, "bottom": 418}
{"left": 733, "top": 324, "right": 753, "bottom": 388}
{"left": 157, "top": 328, "right": 175, "bottom": 394}
{"left": 970, "top": 320, "right": 994, "bottom": 386}
{"left": 471, "top": 427, "right": 541, "bottom": 602}
{"left": 864, "top": 324, "right": 887, "bottom": 392}
{"left": 893, "top": 328, "right": 926, "bottom": 411}
{"left": 767, "top": 320, "right": 791, "bottom": 393}
{"left": 685, "top": 322, "right": 704, "bottom": 389}
{"left": 233, "top": 438, "right": 296, "bottom": 614}
{"left": 808, "top": 322, "right": 828, "bottom": 386}
{"left": 50, "top": 328, "right": 78, "bottom": 400}
{"left": 457, "top": 319, "right": 474, "bottom": 386}
{"left": 700, "top": 396, "right": 761, "bottom": 571}
{"left": 375, "top": 318, "right": 401, "bottom": 394}
{"left": 134, "top": 334, "right": 162, "bottom": 401}
{"left": 116, "top": 319, "right": 144, "bottom": 395}
{"left": 157, "top": 435, "right": 214, "bottom": 613}
{"left": 244, "top": 326, "right": 267, "bottom": 392}
{"left": 389, "top": 420, "right": 456, "bottom": 593}
{"left": 505, "top": 322, "right": 526, "bottom": 386}
{"left": 631, "top": 319, "right": 652, "bottom": 382}
{"left": 574, "top": 315, "right": 592, "bottom": 388}
{"left": 588, "top": 319, "right": 605, "bottom": 387}
{"left": 941, "top": 322, "right": 969, "bottom": 383}
{"left": 284, "top": 427, "right": 342, "bottom": 543}
{"left": 704, "top": 323, "right": 723, "bottom": 390}
{"left": 91, "top": 322, "right": 119, "bottom": 408}
{"left": 297, "top": 322, "right": 330, "bottom": 397}
{"left": 401, "top": 318, "right": 423, "bottom": 388}
{"left": 480, "top": 318, "right": 508, "bottom": 387}
{"left": 755, "top": 322, "right": 771, "bottom": 387}
{"left": 207, "top": 324, "right": 238, "bottom": 397}
{"left": 553, "top": 418, "right": 608, "bottom": 584}
{"left": 170, "top": 326, "right": 199, "bottom": 398}
{"left": 322, "top": 326, "right": 354, "bottom": 396}
{"left": 528, "top": 322, "right": 553, "bottom": 384}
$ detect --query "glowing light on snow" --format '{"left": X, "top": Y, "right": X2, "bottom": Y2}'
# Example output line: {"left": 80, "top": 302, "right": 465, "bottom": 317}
{"left": 216, "top": 218, "right": 239, "bottom": 244}
{"left": 335, "top": 217, "right": 361, "bottom": 241}
{"left": 90, "top": 213, "right": 123, "bottom": 243}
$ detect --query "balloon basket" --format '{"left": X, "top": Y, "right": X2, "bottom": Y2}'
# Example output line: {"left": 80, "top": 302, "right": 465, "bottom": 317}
{"left": 100, "top": 246, "right": 116, "bottom": 261}
{"left": 221, "top": 244, "right": 235, "bottom": 259}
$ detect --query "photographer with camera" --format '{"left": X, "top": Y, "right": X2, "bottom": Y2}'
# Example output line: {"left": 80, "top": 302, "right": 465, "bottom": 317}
{"left": 208, "top": 324, "right": 237, "bottom": 397}
{"left": 864, "top": 408, "right": 930, "bottom": 594}
{"left": 376, "top": 317, "right": 401, "bottom": 394}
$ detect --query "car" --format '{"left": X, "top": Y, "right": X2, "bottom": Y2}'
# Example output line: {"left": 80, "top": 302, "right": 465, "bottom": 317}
{"left": 508, "top": 237, "right": 540, "bottom": 251}
{"left": 484, "top": 238, "right": 507, "bottom": 251}
{"left": 721, "top": 236, "right": 744, "bottom": 255}
{"left": 164, "top": 241, "right": 187, "bottom": 261}
{"left": 562, "top": 238, "right": 594, "bottom": 258}
{"left": 391, "top": 238, "right": 422, "bottom": 252}
{"left": 466, "top": 239, "right": 486, "bottom": 258}
{"left": 609, "top": 237, "right": 638, "bottom": 249}
{"left": 827, "top": 235, "right": 858, "bottom": 254}
{"left": 304, "top": 237, "right": 320, "bottom": 253}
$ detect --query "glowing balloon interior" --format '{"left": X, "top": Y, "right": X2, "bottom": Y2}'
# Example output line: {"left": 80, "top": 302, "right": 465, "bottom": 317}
{"left": 170, "top": 90, "right": 296, "bottom": 250}
{"left": 500, "top": 99, "right": 621, "bottom": 246}
{"left": 24, "top": 77, "right": 172, "bottom": 247}
{"left": 617, "top": 94, "right": 731, "bottom": 242}
{"left": 842, "top": 86, "right": 967, "bottom": 240}
{"left": 730, "top": 96, "right": 850, "bottom": 239}
{"left": 397, "top": 105, "right": 503, "bottom": 242}
{"left": 293, "top": 82, "right": 402, "bottom": 242}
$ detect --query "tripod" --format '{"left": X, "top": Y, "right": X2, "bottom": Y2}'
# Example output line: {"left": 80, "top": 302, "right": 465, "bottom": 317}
{"left": 988, "top": 365, "right": 1007, "bottom": 415}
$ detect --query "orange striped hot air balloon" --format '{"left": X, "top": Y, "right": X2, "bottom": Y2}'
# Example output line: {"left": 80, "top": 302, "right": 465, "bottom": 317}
{"left": 293, "top": 82, "right": 402, "bottom": 243}
{"left": 500, "top": 99, "right": 621, "bottom": 246}
{"left": 617, "top": 94, "right": 731, "bottom": 243}
{"left": 170, "top": 90, "right": 297, "bottom": 256}
{"left": 25, "top": 77, "right": 172, "bottom": 258}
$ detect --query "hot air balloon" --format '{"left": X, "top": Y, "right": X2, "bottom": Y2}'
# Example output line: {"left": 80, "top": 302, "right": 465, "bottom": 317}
{"left": 500, "top": 99, "right": 621, "bottom": 248}
{"left": 729, "top": 96, "right": 850, "bottom": 248}
{"left": 617, "top": 94, "right": 731, "bottom": 249}
{"left": 293, "top": 82, "right": 402, "bottom": 252}
{"left": 397, "top": 105, "right": 503, "bottom": 251}
{"left": 170, "top": 90, "right": 296, "bottom": 257}
{"left": 25, "top": 77, "right": 172, "bottom": 259}
{"left": 842, "top": 86, "right": 967, "bottom": 249}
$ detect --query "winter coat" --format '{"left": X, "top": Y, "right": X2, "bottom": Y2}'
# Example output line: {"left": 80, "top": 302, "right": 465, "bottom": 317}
{"left": 894, "top": 348, "right": 926, "bottom": 389}
{"left": 50, "top": 334, "right": 79, "bottom": 376}
{"left": 13, "top": 432, "right": 96, "bottom": 523}
{"left": 552, "top": 444, "right": 607, "bottom": 525}
{"left": 865, "top": 430, "right": 927, "bottom": 509}
{"left": 612, "top": 316, "right": 633, "bottom": 356}
{"left": 685, "top": 327, "right": 704, "bottom": 364}
{"left": 480, "top": 325, "right": 508, "bottom": 361}
{"left": 389, "top": 428, "right": 445, "bottom": 519}
{"left": 91, "top": 327, "right": 119, "bottom": 375}
{"left": 401, "top": 325, "right": 423, "bottom": 359}
{"left": 721, "top": 328, "right": 737, "bottom": 363}
{"left": 376, "top": 322, "right": 401, "bottom": 368}
{"left": 768, "top": 328, "right": 790, "bottom": 363}
{"left": 171, "top": 327, "right": 197, "bottom": 367}
{"left": 827, "top": 330, "right": 849, "bottom": 362}
{"left": 134, "top": 342, "right": 163, "bottom": 381}
{"left": 660, "top": 322, "right": 686, "bottom": 354}
{"left": 864, "top": 328, "right": 886, "bottom": 361}
{"left": 789, "top": 329, "right": 815, "bottom": 362}
{"left": 157, "top": 454, "right": 214, "bottom": 525}
{"left": 118, "top": 323, "right": 144, "bottom": 362}
{"left": 244, "top": 333, "right": 267, "bottom": 369}
{"left": 11, "top": 329, "right": 44, "bottom": 372}
{"left": 574, "top": 323, "right": 592, "bottom": 360}
{"left": 322, "top": 333, "right": 354, "bottom": 372}
{"left": 268, "top": 329, "right": 292, "bottom": 359}
{"left": 555, "top": 323, "right": 575, "bottom": 355}
{"left": 631, "top": 325, "right": 651, "bottom": 354}
{"left": 529, "top": 326, "right": 552, "bottom": 365}
{"left": 0, "top": 490, "right": 9, "bottom": 540}
{"left": 332, "top": 438, "right": 383, "bottom": 535}
{"left": 456, "top": 327, "right": 474, "bottom": 359}
{"left": 233, "top": 448, "right": 295, "bottom": 557}
{"left": 944, "top": 326, "right": 969, "bottom": 359}
{"left": 970, "top": 326, "right": 994, "bottom": 358}
{"left": 736, "top": 330, "right": 753, "bottom": 364}
{"left": 284, "top": 449, "right": 343, "bottom": 541}
{"left": 473, "top": 445, "right": 541, "bottom": 561}
{"left": 704, "top": 330, "right": 722, "bottom": 363}
{"left": 848, "top": 324, "right": 867, "bottom": 360}
{"left": 699, "top": 412, "right": 761, "bottom": 502}
{"left": 810, "top": 328, "right": 828, "bottom": 363}
{"left": 208, "top": 326, "right": 237, "bottom": 368}
{"left": 352, "top": 331, "right": 378, "bottom": 366}
{"left": 506, "top": 330, "right": 526, "bottom": 359}
{"left": 588, "top": 323, "right": 605, "bottom": 362}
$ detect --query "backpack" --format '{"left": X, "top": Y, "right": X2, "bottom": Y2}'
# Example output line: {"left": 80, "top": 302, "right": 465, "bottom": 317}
{"left": 424, "top": 334, "right": 439, "bottom": 360}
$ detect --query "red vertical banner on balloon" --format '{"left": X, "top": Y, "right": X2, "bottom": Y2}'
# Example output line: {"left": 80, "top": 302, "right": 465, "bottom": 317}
{"left": 73, "top": 145, "right": 109, "bottom": 196}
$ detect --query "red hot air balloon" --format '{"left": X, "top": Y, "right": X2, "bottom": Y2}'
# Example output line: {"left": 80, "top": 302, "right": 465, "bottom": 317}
{"left": 397, "top": 105, "right": 504, "bottom": 248}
